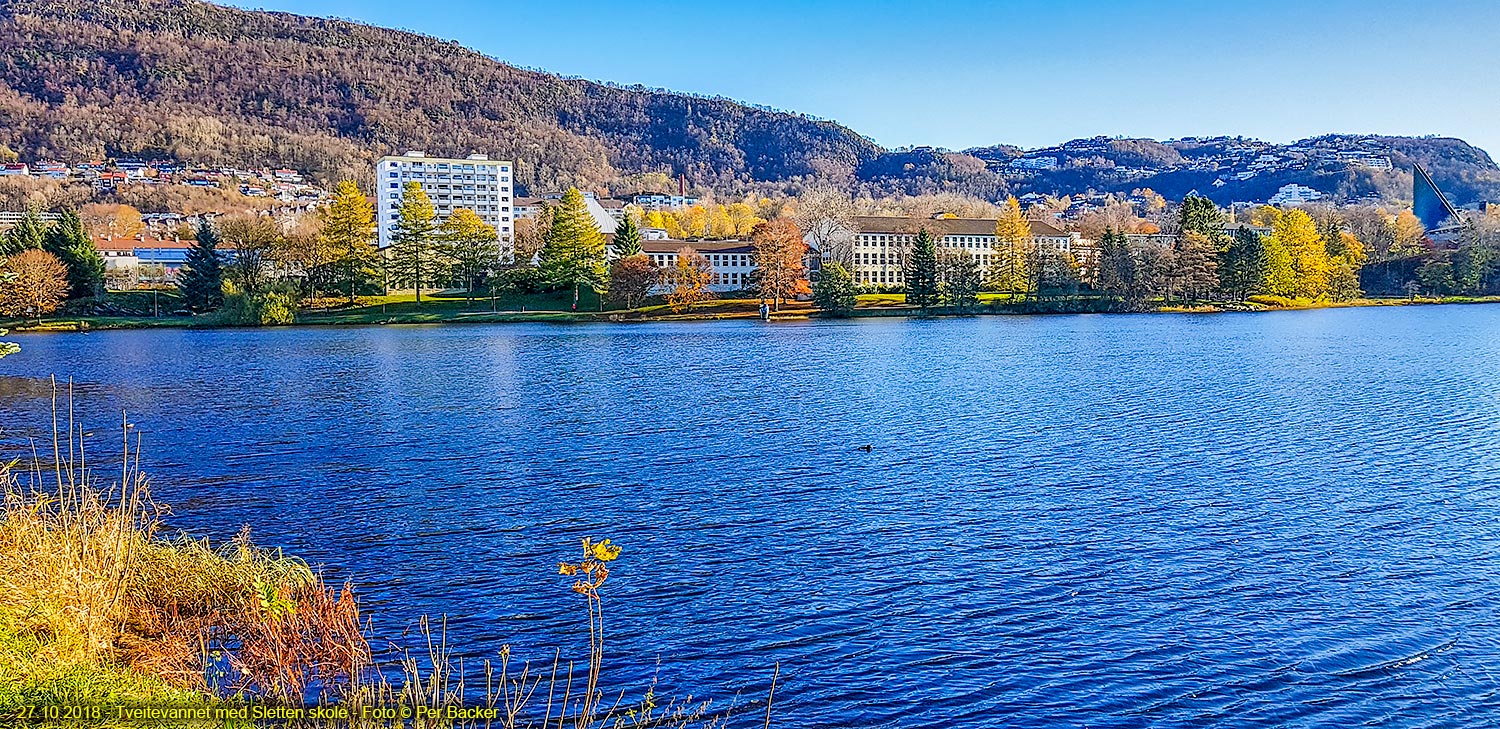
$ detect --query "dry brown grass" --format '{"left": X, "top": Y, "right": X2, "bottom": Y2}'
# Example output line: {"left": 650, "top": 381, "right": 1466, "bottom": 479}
{"left": 0, "top": 382, "right": 368, "bottom": 705}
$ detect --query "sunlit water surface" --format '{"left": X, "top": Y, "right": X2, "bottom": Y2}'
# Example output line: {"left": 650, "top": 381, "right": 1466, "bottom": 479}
{"left": 5, "top": 307, "right": 1500, "bottom": 727}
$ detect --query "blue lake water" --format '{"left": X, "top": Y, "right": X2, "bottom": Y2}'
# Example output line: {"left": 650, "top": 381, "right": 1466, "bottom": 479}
{"left": 4, "top": 307, "right": 1500, "bottom": 727}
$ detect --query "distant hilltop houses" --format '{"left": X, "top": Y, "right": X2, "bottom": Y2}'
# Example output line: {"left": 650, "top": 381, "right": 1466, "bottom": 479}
{"left": 0, "top": 157, "right": 329, "bottom": 204}
{"left": 1001, "top": 135, "right": 1397, "bottom": 182}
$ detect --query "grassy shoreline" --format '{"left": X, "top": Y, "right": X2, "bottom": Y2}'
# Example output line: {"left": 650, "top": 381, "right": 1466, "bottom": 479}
{"left": 8, "top": 292, "right": 1500, "bottom": 333}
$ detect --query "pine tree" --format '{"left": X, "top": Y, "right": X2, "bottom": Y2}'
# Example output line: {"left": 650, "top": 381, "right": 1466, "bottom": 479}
{"left": 387, "top": 182, "right": 440, "bottom": 305}
{"left": 812, "top": 263, "right": 858, "bottom": 317}
{"left": 178, "top": 221, "right": 225, "bottom": 312}
{"left": 42, "top": 210, "right": 105, "bottom": 299}
{"left": 1096, "top": 228, "right": 1140, "bottom": 307}
{"left": 1177, "top": 195, "right": 1224, "bottom": 241}
{"left": 611, "top": 212, "right": 643, "bottom": 257}
{"left": 904, "top": 228, "right": 939, "bottom": 309}
{"left": 0, "top": 209, "right": 47, "bottom": 255}
{"left": 1172, "top": 231, "right": 1219, "bottom": 302}
{"left": 539, "top": 188, "right": 608, "bottom": 309}
{"left": 1219, "top": 227, "right": 1267, "bottom": 301}
{"left": 319, "top": 180, "right": 380, "bottom": 303}
{"left": 939, "top": 250, "right": 983, "bottom": 312}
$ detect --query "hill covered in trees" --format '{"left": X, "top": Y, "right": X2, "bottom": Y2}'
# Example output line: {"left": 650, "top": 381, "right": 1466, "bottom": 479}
{"left": 962, "top": 134, "right": 1500, "bottom": 207}
{"left": 0, "top": 0, "right": 881, "bottom": 194}
{"left": 0, "top": 0, "right": 1497, "bottom": 208}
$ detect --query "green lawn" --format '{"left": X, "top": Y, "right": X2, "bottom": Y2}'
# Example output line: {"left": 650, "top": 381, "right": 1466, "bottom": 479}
{"left": 9, "top": 290, "right": 1500, "bottom": 333}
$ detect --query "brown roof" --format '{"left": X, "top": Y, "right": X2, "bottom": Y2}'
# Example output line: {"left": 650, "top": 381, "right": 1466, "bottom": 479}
{"left": 640, "top": 239, "right": 754, "bottom": 254}
{"left": 852, "top": 216, "right": 1068, "bottom": 237}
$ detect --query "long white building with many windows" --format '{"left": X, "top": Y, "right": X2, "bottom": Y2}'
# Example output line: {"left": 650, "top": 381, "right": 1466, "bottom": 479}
{"left": 376, "top": 151, "right": 515, "bottom": 257}
{"left": 847, "top": 215, "right": 1096, "bottom": 286}
{"left": 641, "top": 240, "right": 757, "bottom": 293}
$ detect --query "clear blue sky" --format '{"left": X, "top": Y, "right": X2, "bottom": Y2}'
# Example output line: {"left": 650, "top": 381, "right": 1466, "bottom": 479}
{"left": 223, "top": 0, "right": 1500, "bottom": 158}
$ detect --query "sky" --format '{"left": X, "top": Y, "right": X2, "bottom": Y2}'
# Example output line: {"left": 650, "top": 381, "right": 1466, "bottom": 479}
{"left": 223, "top": 0, "right": 1500, "bottom": 158}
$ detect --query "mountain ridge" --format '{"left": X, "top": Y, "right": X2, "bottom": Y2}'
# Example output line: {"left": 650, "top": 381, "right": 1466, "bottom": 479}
{"left": 1, "top": 0, "right": 1497, "bottom": 207}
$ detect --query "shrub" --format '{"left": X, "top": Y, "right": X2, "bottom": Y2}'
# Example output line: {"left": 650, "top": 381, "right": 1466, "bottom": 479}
{"left": 216, "top": 282, "right": 298, "bottom": 326}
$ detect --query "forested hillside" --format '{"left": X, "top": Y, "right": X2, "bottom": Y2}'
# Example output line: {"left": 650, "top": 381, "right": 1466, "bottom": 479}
{"left": 0, "top": 0, "right": 880, "bottom": 193}
{"left": 0, "top": 0, "right": 1497, "bottom": 208}
{"left": 965, "top": 134, "right": 1500, "bottom": 207}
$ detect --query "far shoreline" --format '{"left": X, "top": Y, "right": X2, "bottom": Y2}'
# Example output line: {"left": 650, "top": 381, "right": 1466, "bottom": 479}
{"left": 7, "top": 295, "right": 1500, "bottom": 335}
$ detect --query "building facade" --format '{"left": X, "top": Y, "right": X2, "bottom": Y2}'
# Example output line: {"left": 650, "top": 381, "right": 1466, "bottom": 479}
{"left": 641, "top": 240, "right": 756, "bottom": 293}
{"left": 846, "top": 216, "right": 1097, "bottom": 286}
{"left": 376, "top": 152, "right": 514, "bottom": 257}
{"left": 92, "top": 234, "right": 239, "bottom": 287}
{"left": 1268, "top": 183, "right": 1324, "bottom": 207}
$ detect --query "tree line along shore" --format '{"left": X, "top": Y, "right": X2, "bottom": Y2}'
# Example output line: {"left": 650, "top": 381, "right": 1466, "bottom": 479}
{"left": 1, "top": 181, "right": 1498, "bottom": 333}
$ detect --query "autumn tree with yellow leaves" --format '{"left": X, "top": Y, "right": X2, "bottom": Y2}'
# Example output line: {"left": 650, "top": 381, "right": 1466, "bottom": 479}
{"left": 665, "top": 246, "right": 715, "bottom": 313}
{"left": 990, "top": 196, "right": 1034, "bottom": 299}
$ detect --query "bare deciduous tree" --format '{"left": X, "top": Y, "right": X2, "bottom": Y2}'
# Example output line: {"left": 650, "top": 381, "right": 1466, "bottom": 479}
{"left": 791, "top": 186, "right": 856, "bottom": 268}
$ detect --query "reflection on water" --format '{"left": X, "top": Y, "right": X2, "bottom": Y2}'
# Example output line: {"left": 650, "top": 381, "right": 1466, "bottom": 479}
{"left": 4, "top": 308, "right": 1500, "bottom": 727}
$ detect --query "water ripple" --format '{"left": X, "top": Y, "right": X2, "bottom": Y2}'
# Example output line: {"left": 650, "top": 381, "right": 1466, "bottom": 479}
{"left": 4, "top": 306, "right": 1500, "bottom": 726}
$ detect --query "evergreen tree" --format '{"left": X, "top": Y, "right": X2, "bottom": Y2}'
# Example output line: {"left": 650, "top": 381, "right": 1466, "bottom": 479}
{"left": 387, "top": 182, "right": 441, "bottom": 305}
{"left": 1095, "top": 228, "right": 1126, "bottom": 298}
{"left": 1321, "top": 218, "right": 1349, "bottom": 259}
{"left": 812, "top": 262, "right": 858, "bottom": 317}
{"left": 319, "top": 180, "right": 380, "bottom": 303}
{"left": 178, "top": 221, "right": 225, "bottom": 312}
{"left": 1176, "top": 195, "right": 1224, "bottom": 241}
{"left": 539, "top": 188, "right": 608, "bottom": 309}
{"left": 1219, "top": 227, "right": 1267, "bottom": 301}
{"left": 1096, "top": 228, "right": 1142, "bottom": 308}
{"left": 42, "top": 210, "right": 105, "bottom": 299}
{"left": 904, "top": 228, "right": 939, "bottom": 309}
{"left": 611, "top": 212, "right": 643, "bottom": 257}
{"left": 1171, "top": 231, "right": 1220, "bottom": 302}
{"left": 0, "top": 209, "right": 47, "bottom": 255}
{"left": 939, "top": 250, "right": 983, "bottom": 312}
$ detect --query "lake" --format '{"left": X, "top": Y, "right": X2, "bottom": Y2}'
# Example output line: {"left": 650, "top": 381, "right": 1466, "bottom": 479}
{"left": 5, "top": 306, "right": 1500, "bottom": 727}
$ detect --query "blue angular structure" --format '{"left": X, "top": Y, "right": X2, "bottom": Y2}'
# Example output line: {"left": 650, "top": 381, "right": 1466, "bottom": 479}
{"left": 1413, "top": 164, "right": 1461, "bottom": 231}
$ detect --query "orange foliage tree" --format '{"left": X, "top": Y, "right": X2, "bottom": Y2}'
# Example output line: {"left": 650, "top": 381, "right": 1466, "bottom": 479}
{"left": 0, "top": 249, "right": 70, "bottom": 319}
{"left": 751, "top": 219, "right": 809, "bottom": 311}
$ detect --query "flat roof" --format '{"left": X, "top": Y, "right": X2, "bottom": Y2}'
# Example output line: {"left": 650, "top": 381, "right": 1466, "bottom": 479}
{"left": 853, "top": 216, "right": 1068, "bottom": 237}
{"left": 377, "top": 155, "right": 513, "bottom": 165}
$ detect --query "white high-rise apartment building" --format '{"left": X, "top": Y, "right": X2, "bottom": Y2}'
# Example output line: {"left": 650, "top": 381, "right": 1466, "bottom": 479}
{"left": 376, "top": 151, "right": 514, "bottom": 258}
